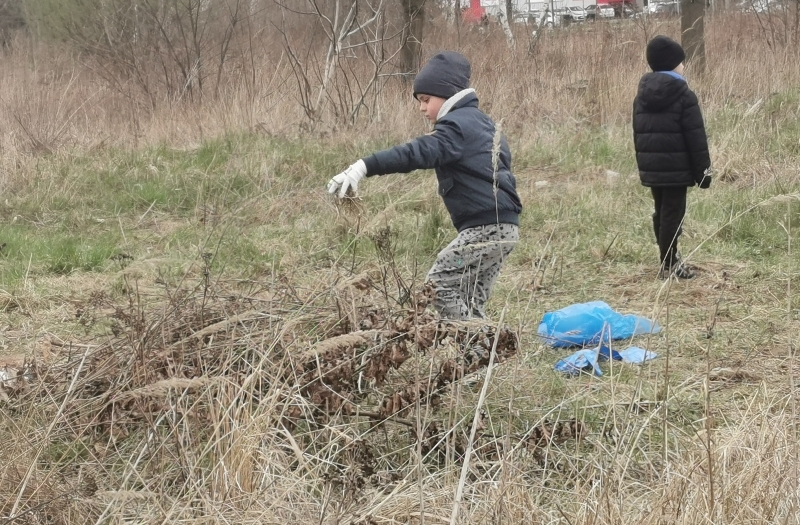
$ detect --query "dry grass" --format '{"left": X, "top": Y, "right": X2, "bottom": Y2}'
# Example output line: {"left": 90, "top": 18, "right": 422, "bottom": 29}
{"left": 1, "top": 7, "right": 800, "bottom": 525}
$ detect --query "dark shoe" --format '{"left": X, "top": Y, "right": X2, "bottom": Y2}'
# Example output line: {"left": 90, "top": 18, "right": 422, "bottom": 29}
{"left": 659, "top": 262, "right": 696, "bottom": 280}
{"left": 673, "top": 263, "right": 696, "bottom": 279}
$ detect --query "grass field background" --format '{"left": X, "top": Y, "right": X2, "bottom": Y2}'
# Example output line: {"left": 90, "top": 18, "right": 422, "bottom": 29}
{"left": 1, "top": 8, "right": 800, "bottom": 524}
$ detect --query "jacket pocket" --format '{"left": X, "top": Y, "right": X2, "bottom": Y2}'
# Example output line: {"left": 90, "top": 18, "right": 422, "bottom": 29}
{"left": 438, "top": 177, "right": 454, "bottom": 197}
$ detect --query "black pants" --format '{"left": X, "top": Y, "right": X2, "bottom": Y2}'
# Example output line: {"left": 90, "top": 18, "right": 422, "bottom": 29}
{"left": 651, "top": 186, "right": 687, "bottom": 268}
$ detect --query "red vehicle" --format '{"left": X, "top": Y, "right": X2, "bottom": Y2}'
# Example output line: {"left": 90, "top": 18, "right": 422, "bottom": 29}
{"left": 462, "top": 0, "right": 486, "bottom": 24}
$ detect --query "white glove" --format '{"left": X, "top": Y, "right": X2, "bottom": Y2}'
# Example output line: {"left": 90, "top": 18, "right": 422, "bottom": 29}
{"left": 327, "top": 160, "right": 367, "bottom": 198}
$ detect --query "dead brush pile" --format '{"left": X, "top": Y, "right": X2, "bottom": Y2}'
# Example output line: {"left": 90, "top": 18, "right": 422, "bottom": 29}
{"left": 0, "top": 272, "right": 584, "bottom": 521}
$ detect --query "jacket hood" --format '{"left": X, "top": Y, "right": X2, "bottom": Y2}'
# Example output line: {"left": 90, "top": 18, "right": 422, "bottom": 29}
{"left": 636, "top": 72, "right": 688, "bottom": 112}
{"left": 438, "top": 89, "right": 478, "bottom": 120}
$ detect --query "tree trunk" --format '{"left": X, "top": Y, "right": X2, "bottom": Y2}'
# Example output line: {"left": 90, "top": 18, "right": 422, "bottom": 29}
{"left": 400, "top": 0, "right": 425, "bottom": 77}
{"left": 497, "top": 0, "right": 515, "bottom": 47}
{"left": 445, "top": 0, "right": 462, "bottom": 23}
{"left": 681, "top": 0, "right": 706, "bottom": 74}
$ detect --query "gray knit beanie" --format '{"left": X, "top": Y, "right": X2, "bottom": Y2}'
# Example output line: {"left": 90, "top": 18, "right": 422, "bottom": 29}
{"left": 412, "top": 51, "right": 471, "bottom": 101}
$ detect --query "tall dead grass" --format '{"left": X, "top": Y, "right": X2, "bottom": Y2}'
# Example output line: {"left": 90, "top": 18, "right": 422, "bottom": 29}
{"left": 0, "top": 11, "right": 796, "bottom": 162}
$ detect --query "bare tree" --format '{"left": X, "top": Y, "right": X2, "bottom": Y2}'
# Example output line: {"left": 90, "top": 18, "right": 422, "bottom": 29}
{"left": 26, "top": 0, "right": 253, "bottom": 104}
{"left": 275, "top": 0, "right": 403, "bottom": 127}
{"left": 400, "top": 0, "right": 425, "bottom": 76}
{"left": 497, "top": 0, "right": 515, "bottom": 47}
{"left": 439, "top": 0, "right": 459, "bottom": 23}
{"left": 681, "top": 0, "right": 705, "bottom": 74}
{"left": 746, "top": 0, "right": 800, "bottom": 49}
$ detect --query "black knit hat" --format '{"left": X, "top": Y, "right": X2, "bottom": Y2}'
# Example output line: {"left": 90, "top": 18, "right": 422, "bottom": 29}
{"left": 646, "top": 35, "right": 686, "bottom": 72}
{"left": 412, "top": 51, "right": 471, "bottom": 101}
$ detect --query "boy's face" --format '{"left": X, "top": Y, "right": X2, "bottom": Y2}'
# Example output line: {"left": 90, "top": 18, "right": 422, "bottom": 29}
{"left": 674, "top": 62, "right": 685, "bottom": 75}
{"left": 417, "top": 94, "right": 446, "bottom": 122}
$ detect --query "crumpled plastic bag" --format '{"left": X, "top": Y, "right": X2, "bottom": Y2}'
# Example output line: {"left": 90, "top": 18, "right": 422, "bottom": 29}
{"left": 554, "top": 344, "right": 657, "bottom": 377}
{"left": 538, "top": 301, "right": 660, "bottom": 348}
{"left": 554, "top": 344, "right": 621, "bottom": 377}
{"left": 555, "top": 344, "right": 656, "bottom": 377}
{"left": 554, "top": 349, "right": 602, "bottom": 376}
{"left": 618, "top": 346, "right": 658, "bottom": 364}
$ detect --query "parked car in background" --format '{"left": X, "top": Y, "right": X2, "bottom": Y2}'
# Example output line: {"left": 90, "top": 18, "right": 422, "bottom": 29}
{"left": 651, "top": 1, "right": 679, "bottom": 16}
{"left": 602, "top": 5, "right": 616, "bottom": 17}
{"left": 585, "top": 4, "right": 614, "bottom": 20}
{"left": 564, "top": 6, "right": 588, "bottom": 21}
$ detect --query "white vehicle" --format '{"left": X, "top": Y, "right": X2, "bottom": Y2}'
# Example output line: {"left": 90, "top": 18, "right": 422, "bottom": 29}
{"left": 599, "top": 4, "right": 616, "bottom": 17}
{"left": 651, "top": 1, "right": 679, "bottom": 15}
{"left": 586, "top": 4, "right": 615, "bottom": 18}
{"left": 564, "top": 6, "right": 588, "bottom": 20}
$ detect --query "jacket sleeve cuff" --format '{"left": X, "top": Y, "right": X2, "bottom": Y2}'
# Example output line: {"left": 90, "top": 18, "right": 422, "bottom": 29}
{"left": 362, "top": 156, "right": 380, "bottom": 177}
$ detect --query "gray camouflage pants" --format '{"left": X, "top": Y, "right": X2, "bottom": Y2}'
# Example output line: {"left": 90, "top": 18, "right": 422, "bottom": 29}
{"left": 425, "top": 223, "right": 519, "bottom": 320}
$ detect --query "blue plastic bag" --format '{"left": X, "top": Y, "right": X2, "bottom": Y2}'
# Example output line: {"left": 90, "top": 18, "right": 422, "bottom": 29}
{"left": 598, "top": 343, "right": 623, "bottom": 361}
{"left": 554, "top": 349, "right": 602, "bottom": 376}
{"left": 619, "top": 346, "right": 658, "bottom": 364}
{"left": 538, "top": 301, "right": 660, "bottom": 348}
{"left": 554, "top": 343, "right": 623, "bottom": 377}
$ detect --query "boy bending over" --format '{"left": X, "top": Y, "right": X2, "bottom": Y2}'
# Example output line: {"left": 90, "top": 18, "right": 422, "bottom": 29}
{"left": 327, "top": 51, "right": 523, "bottom": 319}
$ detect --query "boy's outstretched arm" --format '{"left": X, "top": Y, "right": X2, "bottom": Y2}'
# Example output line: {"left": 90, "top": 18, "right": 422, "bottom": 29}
{"left": 363, "top": 119, "right": 465, "bottom": 176}
{"left": 325, "top": 119, "right": 465, "bottom": 199}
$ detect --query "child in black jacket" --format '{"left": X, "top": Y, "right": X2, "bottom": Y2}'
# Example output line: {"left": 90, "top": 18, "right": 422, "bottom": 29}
{"left": 633, "top": 35, "right": 711, "bottom": 280}
{"left": 327, "top": 51, "right": 522, "bottom": 320}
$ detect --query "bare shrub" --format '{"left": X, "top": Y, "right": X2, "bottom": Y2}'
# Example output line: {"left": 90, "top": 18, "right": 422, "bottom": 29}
{"left": 740, "top": 0, "right": 800, "bottom": 48}
{"left": 4, "top": 65, "right": 89, "bottom": 154}
{"left": 274, "top": 0, "right": 406, "bottom": 128}
{"left": 25, "top": 0, "right": 259, "bottom": 105}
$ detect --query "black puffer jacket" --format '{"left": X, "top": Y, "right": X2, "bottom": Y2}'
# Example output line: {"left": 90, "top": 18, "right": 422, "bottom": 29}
{"left": 362, "top": 92, "right": 522, "bottom": 232}
{"left": 632, "top": 72, "right": 710, "bottom": 187}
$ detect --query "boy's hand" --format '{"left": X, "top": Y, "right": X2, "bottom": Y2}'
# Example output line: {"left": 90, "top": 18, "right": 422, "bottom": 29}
{"left": 698, "top": 168, "right": 712, "bottom": 189}
{"left": 327, "top": 160, "right": 367, "bottom": 198}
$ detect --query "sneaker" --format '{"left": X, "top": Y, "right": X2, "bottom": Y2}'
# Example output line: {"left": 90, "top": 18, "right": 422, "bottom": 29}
{"left": 673, "top": 263, "right": 696, "bottom": 279}
{"left": 659, "top": 262, "right": 696, "bottom": 280}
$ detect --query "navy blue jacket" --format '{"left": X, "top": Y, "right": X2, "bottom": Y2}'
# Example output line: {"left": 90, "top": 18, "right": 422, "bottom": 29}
{"left": 632, "top": 72, "right": 710, "bottom": 187}
{"left": 361, "top": 93, "right": 522, "bottom": 232}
